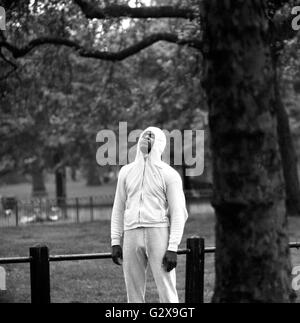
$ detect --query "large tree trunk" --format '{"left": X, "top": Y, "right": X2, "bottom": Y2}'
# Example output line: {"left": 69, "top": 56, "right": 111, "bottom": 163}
{"left": 202, "top": 0, "right": 292, "bottom": 302}
{"left": 274, "top": 77, "right": 300, "bottom": 217}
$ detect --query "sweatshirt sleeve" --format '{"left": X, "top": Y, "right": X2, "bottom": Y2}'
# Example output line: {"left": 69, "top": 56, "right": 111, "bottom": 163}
{"left": 165, "top": 170, "right": 188, "bottom": 252}
{"left": 111, "top": 167, "right": 127, "bottom": 247}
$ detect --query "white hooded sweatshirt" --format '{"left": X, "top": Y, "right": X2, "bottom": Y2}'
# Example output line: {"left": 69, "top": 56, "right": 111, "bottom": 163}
{"left": 111, "top": 127, "right": 188, "bottom": 252}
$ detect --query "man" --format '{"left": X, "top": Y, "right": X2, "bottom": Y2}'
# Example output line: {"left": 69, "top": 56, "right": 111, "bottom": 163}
{"left": 111, "top": 126, "right": 188, "bottom": 303}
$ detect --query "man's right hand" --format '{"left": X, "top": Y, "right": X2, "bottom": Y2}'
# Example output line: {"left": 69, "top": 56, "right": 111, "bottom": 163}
{"left": 112, "top": 245, "right": 123, "bottom": 265}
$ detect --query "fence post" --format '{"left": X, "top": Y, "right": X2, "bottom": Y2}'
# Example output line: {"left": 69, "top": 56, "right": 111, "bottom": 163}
{"left": 185, "top": 236, "right": 205, "bottom": 303}
{"left": 30, "top": 245, "right": 51, "bottom": 304}
{"left": 90, "top": 197, "right": 94, "bottom": 222}
{"left": 76, "top": 198, "right": 79, "bottom": 223}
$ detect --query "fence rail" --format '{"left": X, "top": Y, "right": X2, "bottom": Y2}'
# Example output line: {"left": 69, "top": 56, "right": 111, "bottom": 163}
{"left": 0, "top": 238, "right": 300, "bottom": 304}
{"left": 0, "top": 256, "right": 31, "bottom": 265}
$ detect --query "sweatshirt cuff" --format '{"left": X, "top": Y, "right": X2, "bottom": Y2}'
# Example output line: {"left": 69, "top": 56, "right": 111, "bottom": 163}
{"left": 167, "top": 243, "right": 178, "bottom": 252}
{"left": 111, "top": 237, "right": 121, "bottom": 246}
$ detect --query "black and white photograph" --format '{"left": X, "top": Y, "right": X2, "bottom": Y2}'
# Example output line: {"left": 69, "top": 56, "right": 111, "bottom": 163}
{"left": 0, "top": 0, "right": 300, "bottom": 307}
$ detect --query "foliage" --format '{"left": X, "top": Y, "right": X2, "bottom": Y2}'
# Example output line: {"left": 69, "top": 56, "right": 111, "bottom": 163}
{"left": 0, "top": 0, "right": 206, "bottom": 183}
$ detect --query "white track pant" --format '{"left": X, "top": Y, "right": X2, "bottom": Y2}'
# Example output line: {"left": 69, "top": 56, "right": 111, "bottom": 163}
{"left": 123, "top": 227, "right": 179, "bottom": 303}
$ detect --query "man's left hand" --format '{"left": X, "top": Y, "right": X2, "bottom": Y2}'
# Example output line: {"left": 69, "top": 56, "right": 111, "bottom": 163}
{"left": 162, "top": 251, "right": 177, "bottom": 272}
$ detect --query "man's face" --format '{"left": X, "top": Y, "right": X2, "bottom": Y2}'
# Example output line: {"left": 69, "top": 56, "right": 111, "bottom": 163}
{"left": 140, "top": 131, "right": 155, "bottom": 155}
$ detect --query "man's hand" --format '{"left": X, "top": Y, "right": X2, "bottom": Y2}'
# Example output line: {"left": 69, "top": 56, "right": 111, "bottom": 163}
{"left": 162, "top": 251, "right": 177, "bottom": 272}
{"left": 112, "top": 245, "right": 123, "bottom": 265}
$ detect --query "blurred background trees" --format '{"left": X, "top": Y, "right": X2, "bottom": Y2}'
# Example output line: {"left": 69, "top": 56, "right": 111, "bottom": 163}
{"left": 1, "top": 0, "right": 300, "bottom": 303}
{"left": 0, "top": 0, "right": 208, "bottom": 200}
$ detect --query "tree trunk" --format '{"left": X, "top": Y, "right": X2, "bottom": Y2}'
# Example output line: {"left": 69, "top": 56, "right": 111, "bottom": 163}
{"left": 274, "top": 76, "right": 300, "bottom": 217}
{"left": 53, "top": 152, "right": 67, "bottom": 208}
{"left": 71, "top": 166, "right": 77, "bottom": 181}
{"left": 55, "top": 167, "right": 66, "bottom": 205}
{"left": 202, "top": 0, "right": 292, "bottom": 302}
{"left": 86, "top": 160, "right": 101, "bottom": 186}
{"left": 31, "top": 166, "right": 46, "bottom": 197}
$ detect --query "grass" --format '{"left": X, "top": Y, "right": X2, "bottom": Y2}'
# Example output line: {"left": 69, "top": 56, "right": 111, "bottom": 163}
{"left": 0, "top": 177, "right": 116, "bottom": 200}
{"left": 0, "top": 210, "right": 214, "bottom": 303}
{"left": 0, "top": 209, "right": 300, "bottom": 303}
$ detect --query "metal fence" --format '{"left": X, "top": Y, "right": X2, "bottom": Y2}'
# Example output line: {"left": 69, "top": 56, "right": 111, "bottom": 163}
{"left": 0, "top": 237, "right": 299, "bottom": 304}
{"left": 0, "top": 195, "right": 115, "bottom": 227}
{"left": 0, "top": 190, "right": 213, "bottom": 228}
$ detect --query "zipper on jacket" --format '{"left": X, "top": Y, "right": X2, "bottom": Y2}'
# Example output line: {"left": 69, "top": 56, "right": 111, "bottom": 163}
{"left": 139, "top": 159, "right": 147, "bottom": 223}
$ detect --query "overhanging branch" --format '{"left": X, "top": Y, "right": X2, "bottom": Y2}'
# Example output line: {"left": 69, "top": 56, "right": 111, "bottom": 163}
{"left": 0, "top": 33, "right": 202, "bottom": 61}
{"left": 73, "top": 0, "right": 196, "bottom": 20}
{"left": 79, "top": 34, "right": 202, "bottom": 60}
{"left": 0, "top": 37, "right": 81, "bottom": 58}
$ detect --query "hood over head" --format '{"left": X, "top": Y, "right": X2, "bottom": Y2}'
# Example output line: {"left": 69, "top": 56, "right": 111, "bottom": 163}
{"left": 135, "top": 126, "right": 166, "bottom": 167}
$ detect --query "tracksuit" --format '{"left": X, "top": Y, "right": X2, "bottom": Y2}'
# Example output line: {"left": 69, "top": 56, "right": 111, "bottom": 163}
{"left": 111, "top": 126, "right": 188, "bottom": 303}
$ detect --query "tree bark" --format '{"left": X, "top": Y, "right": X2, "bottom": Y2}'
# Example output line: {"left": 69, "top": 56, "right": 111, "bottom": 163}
{"left": 274, "top": 77, "right": 300, "bottom": 217}
{"left": 202, "top": 0, "right": 292, "bottom": 302}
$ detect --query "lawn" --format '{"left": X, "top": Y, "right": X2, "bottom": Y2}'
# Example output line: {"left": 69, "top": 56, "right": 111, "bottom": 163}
{"left": 0, "top": 210, "right": 300, "bottom": 303}
{"left": 0, "top": 178, "right": 116, "bottom": 200}
{"left": 0, "top": 209, "right": 215, "bottom": 303}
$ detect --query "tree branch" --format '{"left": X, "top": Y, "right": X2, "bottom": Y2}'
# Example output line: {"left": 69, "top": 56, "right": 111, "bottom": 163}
{"left": 73, "top": 0, "right": 195, "bottom": 20}
{"left": 0, "top": 33, "right": 202, "bottom": 61}
{"left": 0, "top": 49, "right": 17, "bottom": 80}
{"left": 0, "top": 37, "right": 81, "bottom": 58}
{"left": 79, "top": 34, "right": 202, "bottom": 60}
{"left": 0, "top": 48, "right": 17, "bottom": 68}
